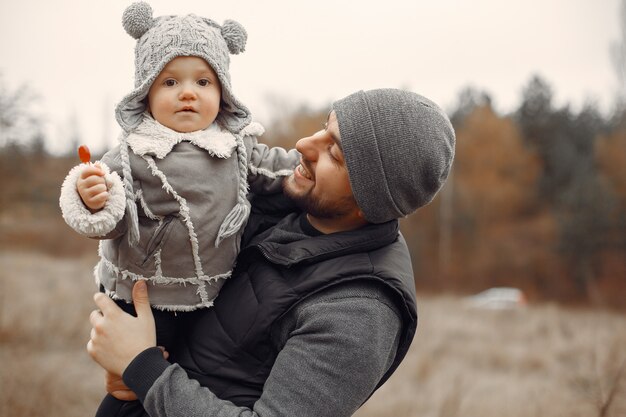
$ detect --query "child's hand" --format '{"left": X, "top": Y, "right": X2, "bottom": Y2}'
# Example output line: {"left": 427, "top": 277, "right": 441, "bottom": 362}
{"left": 77, "top": 164, "right": 109, "bottom": 211}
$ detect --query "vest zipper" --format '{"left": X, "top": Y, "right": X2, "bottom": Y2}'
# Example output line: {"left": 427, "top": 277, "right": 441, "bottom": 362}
{"left": 256, "top": 244, "right": 291, "bottom": 266}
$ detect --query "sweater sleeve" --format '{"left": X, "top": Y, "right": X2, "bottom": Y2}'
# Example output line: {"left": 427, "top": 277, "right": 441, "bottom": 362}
{"left": 242, "top": 123, "right": 300, "bottom": 195}
{"left": 122, "top": 282, "right": 403, "bottom": 417}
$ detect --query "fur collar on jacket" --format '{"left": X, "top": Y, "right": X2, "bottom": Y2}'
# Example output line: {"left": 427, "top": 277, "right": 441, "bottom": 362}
{"left": 126, "top": 113, "right": 237, "bottom": 159}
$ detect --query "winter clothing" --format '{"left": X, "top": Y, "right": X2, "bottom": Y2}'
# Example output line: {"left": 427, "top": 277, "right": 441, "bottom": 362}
{"left": 100, "top": 283, "right": 402, "bottom": 417}
{"left": 116, "top": 2, "right": 254, "bottom": 247}
{"left": 332, "top": 88, "right": 456, "bottom": 223}
{"left": 60, "top": 114, "right": 298, "bottom": 310}
{"left": 117, "top": 2, "right": 249, "bottom": 132}
{"left": 59, "top": 2, "right": 299, "bottom": 311}
{"left": 98, "top": 208, "right": 417, "bottom": 417}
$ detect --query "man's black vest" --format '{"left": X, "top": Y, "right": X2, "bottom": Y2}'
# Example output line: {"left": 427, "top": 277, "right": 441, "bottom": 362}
{"left": 171, "top": 213, "right": 418, "bottom": 408}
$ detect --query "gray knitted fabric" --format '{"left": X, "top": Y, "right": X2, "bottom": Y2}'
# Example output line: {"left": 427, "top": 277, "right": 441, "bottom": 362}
{"left": 113, "top": 2, "right": 252, "bottom": 246}
{"left": 117, "top": 1, "right": 250, "bottom": 132}
{"left": 332, "top": 89, "right": 456, "bottom": 223}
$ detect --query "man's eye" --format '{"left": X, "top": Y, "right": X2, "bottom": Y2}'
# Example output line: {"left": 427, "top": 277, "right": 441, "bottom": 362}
{"left": 164, "top": 79, "right": 177, "bottom": 87}
{"left": 328, "top": 146, "right": 341, "bottom": 165}
{"left": 198, "top": 79, "right": 209, "bottom": 87}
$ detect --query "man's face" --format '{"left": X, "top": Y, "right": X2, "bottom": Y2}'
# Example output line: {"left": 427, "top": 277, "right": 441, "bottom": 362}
{"left": 147, "top": 56, "right": 222, "bottom": 133}
{"left": 284, "top": 111, "right": 361, "bottom": 223}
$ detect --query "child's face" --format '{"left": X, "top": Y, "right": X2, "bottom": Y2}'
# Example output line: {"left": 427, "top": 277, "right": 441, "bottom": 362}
{"left": 147, "top": 56, "right": 221, "bottom": 133}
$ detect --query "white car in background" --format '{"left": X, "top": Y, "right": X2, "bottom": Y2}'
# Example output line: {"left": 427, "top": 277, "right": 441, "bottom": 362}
{"left": 465, "top": 287, "right": 527, "bottom": 310}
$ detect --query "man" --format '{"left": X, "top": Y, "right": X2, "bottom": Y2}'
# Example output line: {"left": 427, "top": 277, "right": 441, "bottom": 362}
{"left": 88, "top": 88, "right": 456, "bottom": 416}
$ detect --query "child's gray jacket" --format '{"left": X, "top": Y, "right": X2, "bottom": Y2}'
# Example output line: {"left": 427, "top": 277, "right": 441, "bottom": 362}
{"left": 60, "top": 116, "right": 298, "bottom": 311}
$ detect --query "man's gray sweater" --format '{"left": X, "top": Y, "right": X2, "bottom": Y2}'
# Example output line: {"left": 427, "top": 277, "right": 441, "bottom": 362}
{"left": 124, "top": 280, "right": 402, "bottom": 416}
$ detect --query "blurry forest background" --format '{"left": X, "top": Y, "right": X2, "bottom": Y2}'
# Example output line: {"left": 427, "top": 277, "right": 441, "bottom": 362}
{"left": 2, "top": 2, "right": 626, "bottom": 416}
{"left": 265, "top": 74, "right": 626, "bottom": 309}
{"left": 2, "top": 72, "right": 626, "bottom": 416}
{"left": 2, "top": 74, "right": 625, "bottom": 307}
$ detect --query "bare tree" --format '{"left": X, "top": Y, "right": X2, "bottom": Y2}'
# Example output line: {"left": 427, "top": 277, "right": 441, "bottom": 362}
{"left": 516, "top": 75, "right": 615, "bottom": 301}
{"left": 0, "top": 74, "right": 47, "bottom": 154}
{"left": 611, "top": 0, "right": 626, "bottom": 108}
{"left": 449, "top": 86, "right": 492, "bottom": 128}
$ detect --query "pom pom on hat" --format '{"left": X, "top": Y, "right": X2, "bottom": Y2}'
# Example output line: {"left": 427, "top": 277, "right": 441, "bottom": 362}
{"left": 221, "top": 19, "right": 247, "bottom": 54}
{"left": 115, "top": 3, "right": 254, "bottom": 244}
{"left": 123, "top": 2, "right": 154, "bottom": 39}
{"left": 116, "top": 5, "right": 252, "bottom": 133}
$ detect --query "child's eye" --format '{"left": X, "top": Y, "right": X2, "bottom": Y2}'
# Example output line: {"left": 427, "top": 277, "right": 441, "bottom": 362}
{"left": 197, "top": 79, "right": 210, "bottom": 87}
{"left": 164, "top": 79, "right": 177, "bottom": 87}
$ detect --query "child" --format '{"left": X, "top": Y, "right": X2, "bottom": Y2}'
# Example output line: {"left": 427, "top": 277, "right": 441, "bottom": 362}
{"left": 59, "top": 2, "right": 298, "bottom": 345}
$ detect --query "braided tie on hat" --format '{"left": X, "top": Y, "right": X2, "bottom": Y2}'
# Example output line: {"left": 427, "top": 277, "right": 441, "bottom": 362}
{"left": 215, "top": 133, "right": 250, "bottom": 247}
{"left": 115, "top": 2, "right": 253, "bottom": 246}
{"left": 119, "top": 132, "right": 140, "bottom": 246}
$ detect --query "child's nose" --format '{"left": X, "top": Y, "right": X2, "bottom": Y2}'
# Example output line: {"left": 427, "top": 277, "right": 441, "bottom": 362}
{"left": 179, "top": 84, "right": 197, "bottom": 100}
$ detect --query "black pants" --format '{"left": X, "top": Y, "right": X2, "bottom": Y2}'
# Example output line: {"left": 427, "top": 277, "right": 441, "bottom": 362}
{"left": 95, "top": 298, "right": 188, "bottom": 417}
{"left": 95, "top": 395, "right": 147, "bottom": 417}
{"left": 113, "top": 298, "right": 183, "bottom": 349}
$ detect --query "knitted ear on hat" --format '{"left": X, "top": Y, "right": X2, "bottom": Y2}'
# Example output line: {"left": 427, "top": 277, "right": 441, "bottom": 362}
{"left": 122, "top": 2, "right": 154, "bottom": 39}
{"left": 221, "top": 19, "right": 247, "bottom": 54}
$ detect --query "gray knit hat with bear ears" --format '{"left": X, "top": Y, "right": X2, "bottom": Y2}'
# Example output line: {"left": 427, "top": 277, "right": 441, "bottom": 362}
{"left": 116, "top": 1, "right": 250, "bottom": 132}
{"left": 332, "top": 89, "right": 455, "bottom": 223}
{"left": 115, "top": 2, "right": 252, "bottom": 247}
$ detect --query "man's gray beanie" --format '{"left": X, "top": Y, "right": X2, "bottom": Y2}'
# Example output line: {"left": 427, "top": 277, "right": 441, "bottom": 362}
{"left": 332, "top": 89, "right": 455, "bottom": 223}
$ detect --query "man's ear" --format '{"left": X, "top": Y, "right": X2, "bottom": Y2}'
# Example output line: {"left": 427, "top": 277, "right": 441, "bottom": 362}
{"left": 356, "top": 209, "right": 366, "bottom": 220}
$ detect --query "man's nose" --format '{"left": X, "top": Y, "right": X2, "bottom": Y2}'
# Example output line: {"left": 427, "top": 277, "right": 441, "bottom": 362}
{"left": 295, "top": 135, "right": 318, "bottom": 161}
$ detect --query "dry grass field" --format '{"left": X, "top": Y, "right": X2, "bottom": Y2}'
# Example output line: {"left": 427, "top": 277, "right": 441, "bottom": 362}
{"left": 356, "top": 297, "right": 626, "bottom": 417}
{"left": 1, "top": 249, "right": 625, "bottom": 417}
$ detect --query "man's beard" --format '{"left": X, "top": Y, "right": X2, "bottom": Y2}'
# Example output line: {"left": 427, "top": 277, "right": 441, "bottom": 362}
{"left": 283, "top": 176, "right": 356, "bottom": 219}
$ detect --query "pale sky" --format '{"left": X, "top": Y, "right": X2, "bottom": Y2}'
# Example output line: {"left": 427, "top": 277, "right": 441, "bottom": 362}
{"left": 0, "top": 0, "right": 622, "bottom": 154}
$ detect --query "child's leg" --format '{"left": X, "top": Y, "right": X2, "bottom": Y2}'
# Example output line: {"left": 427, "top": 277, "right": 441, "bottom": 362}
{"left": 92, "top": 312, "right": 182, "bottom": 417}
{"left": 150, "top": 308, "right": 181, "bottom": 350}
{"left": 95, "top": 393, "right": 148, "bottom": 417}
{"left": 113, "top": 298, "right": 137, "bottom": 316}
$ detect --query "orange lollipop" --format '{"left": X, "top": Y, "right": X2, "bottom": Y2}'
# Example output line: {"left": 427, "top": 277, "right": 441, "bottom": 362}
{"left": 78, "top": 145, "right": 91, "bottom": 164}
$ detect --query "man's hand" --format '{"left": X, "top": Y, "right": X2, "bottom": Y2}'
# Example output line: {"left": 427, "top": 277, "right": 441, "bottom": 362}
{"left": 87, "top": 281, "right": 157, "bottom": 376}
{"left": 77, "top": 163, "right": 109, "bottom": 211}
{"left": 106, "top": 372, "right": 138, "bottom": 401}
